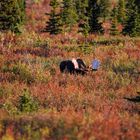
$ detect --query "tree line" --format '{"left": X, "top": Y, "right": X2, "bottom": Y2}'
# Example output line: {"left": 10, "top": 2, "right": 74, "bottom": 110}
{"left": 46, "top": 0, "right": 140, "bottom": 37}
{"left": 0, "top": 0, "right": 140, "bottom": 37}
{"left": 0, "top": 0, "right": 25, "bottom": 33}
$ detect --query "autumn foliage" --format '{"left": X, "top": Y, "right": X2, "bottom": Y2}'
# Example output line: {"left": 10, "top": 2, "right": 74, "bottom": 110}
{"left": 0, "top": 0, "right": 140, "bottom": 140}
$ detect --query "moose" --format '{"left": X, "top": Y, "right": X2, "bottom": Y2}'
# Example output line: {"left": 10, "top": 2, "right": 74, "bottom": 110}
{"left": 59, "top": 58, "right": 100, "bottom": 75}
{"left": 59, "top": 58, "right": 87, "bottom": 75}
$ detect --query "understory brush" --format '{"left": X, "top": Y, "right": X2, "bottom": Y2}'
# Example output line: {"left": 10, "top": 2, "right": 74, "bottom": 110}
{"left": 0, "top": 32, "right": 140, "bottom": 140}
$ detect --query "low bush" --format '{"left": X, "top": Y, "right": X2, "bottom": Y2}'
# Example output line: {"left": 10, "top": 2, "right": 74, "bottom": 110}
{"left": 12, "top": 63, "right": 35, "bottom": 84}
{"left": 112, "top": 61, "right": 136, "bottom": 74}
{"left": 18, "top": 88, "right": 39, "bottom": 113}
{"left": 3, "top": 101, "right": 18, "bottom": 115}
{"left": 1, "top": 62, "right": 35, "bottom": 84}
{"left": 62, "top": 44, "right": 93, "bottom": 54}
{"left": 107, "top": 71, "right": 131, "bottom": 89}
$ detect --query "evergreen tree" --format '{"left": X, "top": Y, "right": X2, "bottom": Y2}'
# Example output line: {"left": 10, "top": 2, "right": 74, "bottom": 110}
{"left": 135, "top": 0, "right": 140, "bottom": 12}
{"left": 123, "top": 0, "right": 140, "bottom": 36}
{"left": 99, "top": 0, "right": 111, "bottom": 22}
{"left": 0, "top": 0, "right": 25, "bottom": 33}
{"left": 17, "top": 0, "right": 26, "bottom": 23}
{"left": 79, "top": 19, "right": 90, "bottom": 37}
{"left": 110, "top": 7, "right": 119, "bottom": 35}
{"left": 88, "top": 0, "right": 103, "bottom": 33}
{"left": 117, "top": 0, "right": 126, "bottom": 24}
{"left": 75, "top": 0, "right": 89, "bottom": 36}
{"left": 75, "top": 0, "right": 88, "bottom": 20}
{"left": 45, "top": 0, "right": 62, "bottom": 34}
{"left": 75, "top": 0, "right": 82, "bottom": 17}
{"left": 60, "top": 0, "right": 78, "bottom": 32}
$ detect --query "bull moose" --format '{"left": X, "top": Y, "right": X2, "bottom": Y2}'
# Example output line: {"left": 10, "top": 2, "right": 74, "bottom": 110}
{"left": 59, "top": 58, "right": 87, "bottom": 75}
{"left": 59, "top": 58, "right": 100, "bottom": 75}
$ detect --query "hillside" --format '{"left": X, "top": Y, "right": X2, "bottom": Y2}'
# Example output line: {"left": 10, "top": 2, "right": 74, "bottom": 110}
{"left": 0, "top": 0, "right": 140, "bottom": 140}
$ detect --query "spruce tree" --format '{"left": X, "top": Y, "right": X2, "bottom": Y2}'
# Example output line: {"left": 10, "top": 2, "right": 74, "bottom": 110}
{"left": 79, "top": 18, "right": 90, "bottom": 37}
{"left": 60, "top": 0, "right": 78, "bottom": 32}
{"left": 0, "top": 0, "right": 25, "bottom": 33}
{"left": 75, "top": 0, "right": 82, "bottom": 17}
{"left": 117, "top": 0, "right": 126, "bottom": 24}
{"left": 75, "top": 0, "right": 89, "bottom": 36}
{"left": 110, "top": 7, "right": 119, "bottom": 36}
{"left": 88, "top": 0, "right": 103, "bottom": 33}
{"left": 135, "top": 0, "right": 140, "bottom": 12}
{"left": 123, "top": 0, "right": 140, "bottom": 36}
{"left": 17, "top": 0, "right": 26, "bottom": 23}
{"left": 45, "top": 0, "right": 62, "bottom": 35}
{"left": 75, "top": 0, "right": 88, "bottom": 19}
{"left": 99, "top": 0, "right": 111, "bottom": 22}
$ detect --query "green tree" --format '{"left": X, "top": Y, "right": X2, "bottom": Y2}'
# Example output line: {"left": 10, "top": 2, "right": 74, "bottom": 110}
{"left": 60, "top": 0, "right": 78, "bottom": 32}
{"left": 0, "top": 0, "right": 25, "bottom": 33}
{"left": 88, "top": 0, "right": 103, "bottom": 33}
{"left": 19, "top": 88, "right": 39, "bottom": 113}
{"left": 75, "top": 0, "right": 89, "bottom": 36}
{"left": 135, "top": 0, "right": 140, "bottom": 12}
{"left": 110, "top": 7, "right": 119, "bottom": 35}
{"left": 79, "top": 19, "right": 90, "bottom": 37}
{"left": 17, "top": 0, "right": 26, "bottom": 23}
{"left": 117, "top": 0, "right": 126, "bottom": 24}
{"left": 45, "top": 0, "right": 62, "bottom": 34}
{"left": 99, "top": 0, "right": 111, "bottom": 22}
{"left": 75, "top": 0, "right": 88, "bottom": 19}
{"left": 123, "top": 0, "right": 140, "bottom": 36}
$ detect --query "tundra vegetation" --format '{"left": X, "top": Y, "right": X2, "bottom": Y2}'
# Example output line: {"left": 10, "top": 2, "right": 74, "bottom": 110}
{"left": 0, "top": 0, "right": 140, "bottom": 140}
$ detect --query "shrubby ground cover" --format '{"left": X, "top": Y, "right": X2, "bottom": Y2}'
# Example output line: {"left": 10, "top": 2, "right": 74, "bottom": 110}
{"left": 0, "top": 31, "right": 140, "bottom": 140}
{"left": 0, "top": 0, "right": 140, "bottom": 139}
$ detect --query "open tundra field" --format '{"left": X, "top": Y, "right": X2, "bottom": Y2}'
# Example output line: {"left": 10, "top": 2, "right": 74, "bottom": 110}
{"left": 0, "top": 32, "right": 140, "bottom": 140}
{"left": 0, "top": 0, "right": 140, "bottom": 139}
